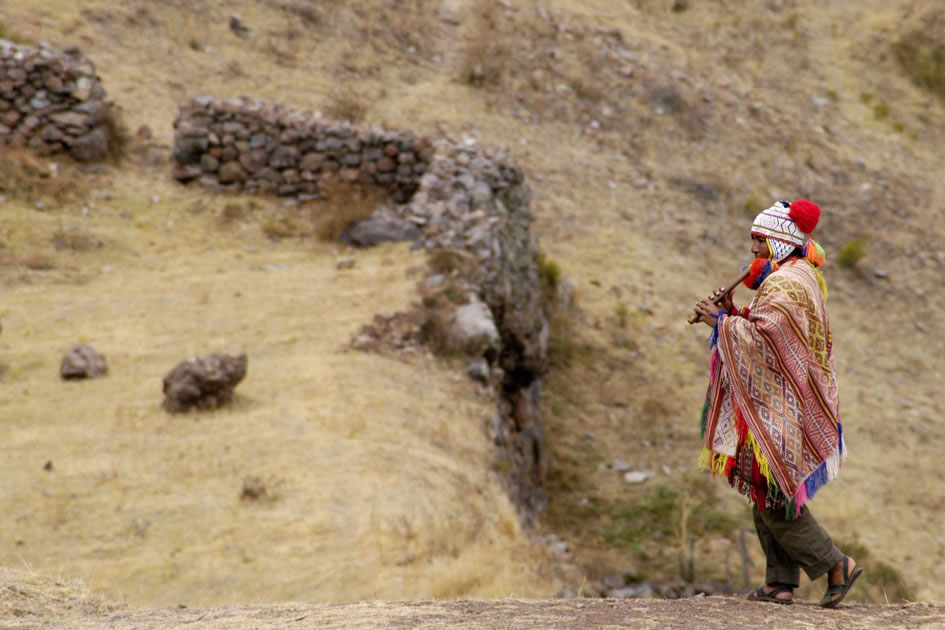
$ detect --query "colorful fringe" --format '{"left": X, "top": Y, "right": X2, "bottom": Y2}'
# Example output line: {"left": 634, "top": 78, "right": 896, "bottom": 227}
{"left": 742, "top": 257, "right": 779, "bottom": 290}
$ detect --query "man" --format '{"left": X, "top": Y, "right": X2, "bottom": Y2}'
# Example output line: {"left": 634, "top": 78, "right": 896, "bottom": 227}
{"left": 692, "top": 199, "right": 863, "bottom": 607}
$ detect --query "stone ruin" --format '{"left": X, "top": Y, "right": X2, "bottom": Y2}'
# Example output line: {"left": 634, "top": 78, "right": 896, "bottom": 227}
{"left": 172, "top": 96, "right": 553, "bottom": 515}
{"left": 0, "top": 40, "right": 114, "bottom": 161}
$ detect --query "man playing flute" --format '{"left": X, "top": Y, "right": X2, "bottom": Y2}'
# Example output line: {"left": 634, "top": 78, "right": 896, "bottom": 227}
{"left": 692, "top": 199, "right": 863, "bottom": 606}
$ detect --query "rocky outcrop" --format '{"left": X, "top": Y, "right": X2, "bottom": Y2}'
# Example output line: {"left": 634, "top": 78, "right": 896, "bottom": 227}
{"left": 60, "top": 343, "right": 108, "bottom": 380}
{"left": 172, "top": 97, "right": 551, "bottom": 516}
{"left": 162, "top": 353, "right": 248, "bottom": 413}
{"left": 0, "top": 41, "right": 114, "bottom": 161}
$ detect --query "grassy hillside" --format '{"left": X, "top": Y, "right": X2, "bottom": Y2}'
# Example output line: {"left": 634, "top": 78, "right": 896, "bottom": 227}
{"left": 2, "top": 0, "right": 944, "bottom": 607}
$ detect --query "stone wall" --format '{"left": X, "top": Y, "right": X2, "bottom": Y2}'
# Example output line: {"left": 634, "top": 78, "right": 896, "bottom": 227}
{"left": 172, "top": 97, "right": 431, "bottom": 203}
{"left": 0, "top": 41, "right": 112, "bottom": 161}
{"left": 173, "top": 96, "right": 551, "bottom": 516}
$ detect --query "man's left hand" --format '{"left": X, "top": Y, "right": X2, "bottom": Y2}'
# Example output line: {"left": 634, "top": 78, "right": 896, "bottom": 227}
{"left": 694, "top": 298, "right": 722, "bottom": 327}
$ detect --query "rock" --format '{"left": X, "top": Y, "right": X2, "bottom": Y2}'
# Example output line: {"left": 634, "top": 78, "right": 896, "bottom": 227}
{"left": 451, "top": 301, "right": 500, "bottom": 355}
{"left": 555, "top": 587, "right": 577, "bottom": 600}
{"left": 218, "top": 160, "right": 247, "bottom": 183}
{"left": 60, "top": 343, "right": 108, "bottom": 379}
{"left": 608, "top": 584, "right": 655, "bottom": 599}
{"left": 162, "top": 353, "right": 247, "bottom": 413}
{"left": 336, "top": 256, "right": 356, "bottom": 270}
{"left": 173, "top": 135, "right": 209, "bottom": 165}
{"left": 345, "top": 215, "right": 421, "bottom": 247}
{"left": 613, "top": 459, "right": 631, "bottom": 472}
{"left": 70, "top": 126, "right": 109, "bottom": 162}
{"left": 623, "top": 471, "right": 653, "bottom": 484}
{"left": 466, "top": 358, "right": 490, "bottom": 383}
{"left": 229, "top": 14, "right": 251, "bottom": 38}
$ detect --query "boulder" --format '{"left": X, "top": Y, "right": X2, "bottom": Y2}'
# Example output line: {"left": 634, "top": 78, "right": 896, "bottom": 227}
{"left": 69, "top": 125, "right": 109, "bottom": 162}
{"left": 162, "top": 353, "right": 247, "bottom": 413}
{"left": 60, "top": 343, "right": 108, "bottom": 379}
{"left": 344, "top": 215, "right": 421, "bottom": 247}
{"left": 450, "top": 301, "right": 500, "bottom": 355}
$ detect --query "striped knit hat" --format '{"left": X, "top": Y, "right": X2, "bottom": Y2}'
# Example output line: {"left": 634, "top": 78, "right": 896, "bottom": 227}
{"left": 751, "top": 199, "right": 821, "bottom": 262}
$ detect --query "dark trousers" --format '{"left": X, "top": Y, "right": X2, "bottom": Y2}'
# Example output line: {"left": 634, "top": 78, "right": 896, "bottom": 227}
{"left": 753, "top": 504, "right": 845, "bottom": 587}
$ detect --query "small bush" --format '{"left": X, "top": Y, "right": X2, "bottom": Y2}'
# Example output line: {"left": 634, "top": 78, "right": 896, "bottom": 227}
{"left": 836, "top": 236, "right": 868, "bottom": 268}
{"left": 322, "top": 88, "right": 367, "bottom": 123}
{"left": 860, "top": 92, "right": 873, "bottom": 104}
{"left": 101, "top": 102, "right": 131, "bottom": 163}
{"left": 743, "top": 195, "right": 764, "bottom": 218}
{"left": 536, "top": 251, "right": 561, "bottom": 296}
{"left": 894, "top": 25, "right": 945, "bottom": 99}
{"left": 261, "top": 213, "right": 302, "bottom": 241}
{"left": 872, "top": 103, "right": 890, "bottom": 120}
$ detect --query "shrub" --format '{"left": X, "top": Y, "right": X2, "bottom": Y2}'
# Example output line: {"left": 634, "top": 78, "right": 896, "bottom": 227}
{"left": 836, "top": 236, "right": 868, "bottom": 268}
{"left": 894, "top": 19, "right": 945, "bottom": 99}
{"left": 872, "top": 103, "right": 890, "bottom": 120}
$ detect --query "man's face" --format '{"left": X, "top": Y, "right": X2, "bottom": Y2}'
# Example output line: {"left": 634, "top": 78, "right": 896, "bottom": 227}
{"left": 751, "top": 234, "right": 770, "bottom": 259}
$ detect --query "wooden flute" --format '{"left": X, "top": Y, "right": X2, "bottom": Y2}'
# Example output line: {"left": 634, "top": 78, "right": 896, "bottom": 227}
{"left": 686, "top": 269, "right": 750, "bottom": 325}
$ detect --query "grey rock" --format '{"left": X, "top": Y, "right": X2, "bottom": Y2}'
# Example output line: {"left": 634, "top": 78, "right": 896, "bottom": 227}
{"left": 623, "top": 471, "right": 653, "bottom": 484}
{"left": 60, "top": 343, "right": 108, "bottom": 379}
{"left": 466, "top": 358, "right": 490, "bottom": 383}
{"left": 608, "top": 584, "right": 655, "bottom": 599}
{"left": 451, "top": 301, "right": 500, "bottom": 355}
{"left": 162, "top": 353, "right": 247, "bottom": 413}
{"left": 69, "top": 125, "right": 108, "bottom": 162}
{"left": 345, "top": 215, "right": 421, "bottom": 247}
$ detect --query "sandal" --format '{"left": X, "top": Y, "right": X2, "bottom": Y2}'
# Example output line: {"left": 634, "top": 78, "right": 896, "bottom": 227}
{"left": 747, "top": 584, "right": 794, "bottom": 605}
{"left": 821, "top": 557, "right": 864, "bottom": 608}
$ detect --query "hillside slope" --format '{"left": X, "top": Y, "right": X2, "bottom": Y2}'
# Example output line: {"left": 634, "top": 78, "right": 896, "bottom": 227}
{"left": 1, "top": 0, "right": 944, "bottom": 609}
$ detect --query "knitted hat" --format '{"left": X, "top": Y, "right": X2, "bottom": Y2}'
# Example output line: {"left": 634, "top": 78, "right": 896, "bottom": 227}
{"left": 751, "top": 199, "right": 821, "bottom": 262}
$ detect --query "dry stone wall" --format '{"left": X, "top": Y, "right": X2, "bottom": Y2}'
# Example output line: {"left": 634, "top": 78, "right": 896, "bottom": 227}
{"left": 173, "top": 96, "right": 551, "bottom": 516}
{"left": 172, "top": 96, "right": 431, "bottom": 203}
{"left": 0, "top": 41, "right": 112, "bottom": 161}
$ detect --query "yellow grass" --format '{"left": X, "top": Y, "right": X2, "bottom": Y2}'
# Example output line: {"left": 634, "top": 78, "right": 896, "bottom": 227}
{"left": 2, "top": 0, "right": 945, "bottom": 609}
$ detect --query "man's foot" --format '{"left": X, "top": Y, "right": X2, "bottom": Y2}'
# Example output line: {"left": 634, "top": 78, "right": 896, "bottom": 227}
{"left": 821, "top": 557, "right": 863, "bottom": 608}
{"left": 747, "top": 583, "right": 794, "bottom": 604}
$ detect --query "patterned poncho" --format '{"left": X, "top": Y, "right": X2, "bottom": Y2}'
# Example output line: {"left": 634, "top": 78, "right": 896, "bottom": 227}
{"left": 699, "top": 258, "right": 844, "bottom": 517}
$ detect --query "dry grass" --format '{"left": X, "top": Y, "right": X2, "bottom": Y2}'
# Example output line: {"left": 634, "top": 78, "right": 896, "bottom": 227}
{"left": 3, "top": 0, "right": 945, "bottom": 612}
{"left": 0, "top": 148, "right": 88, "bottom": 204}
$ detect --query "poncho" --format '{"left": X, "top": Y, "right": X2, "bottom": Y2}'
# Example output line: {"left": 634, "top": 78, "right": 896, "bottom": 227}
{"left": 699, "top": 257, "right": 844, "bottom": 518}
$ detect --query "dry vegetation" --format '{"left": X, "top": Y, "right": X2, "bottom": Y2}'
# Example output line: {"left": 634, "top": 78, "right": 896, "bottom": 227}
{"left": 1, "top": 0, "right": 945, "bottom": 619}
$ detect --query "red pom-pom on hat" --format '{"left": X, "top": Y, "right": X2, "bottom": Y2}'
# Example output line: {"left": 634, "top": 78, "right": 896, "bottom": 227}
{"left": 788, "top": 199, "right": 821, "bottom": 233}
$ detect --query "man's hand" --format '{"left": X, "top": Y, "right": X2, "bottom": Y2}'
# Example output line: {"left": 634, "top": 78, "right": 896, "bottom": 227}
{"left": 710, "top": 286, "right": 735, "bottom": 313}
{"left": 694, "top": 298, "right": 723, "bottom": 327}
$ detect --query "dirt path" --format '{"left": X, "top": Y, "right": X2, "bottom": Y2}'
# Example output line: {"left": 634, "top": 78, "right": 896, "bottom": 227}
{"left": 4, "top": 597, "right": 944, "bottom": 629}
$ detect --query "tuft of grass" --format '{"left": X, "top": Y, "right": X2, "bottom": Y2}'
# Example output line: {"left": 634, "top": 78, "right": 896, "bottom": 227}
{"left": 101, "top": 102, "right": 131, "bottom": 163}
{"left": 872, "top": 102, "right": 890, "bottom": 120}
{"left": 536, "top": 251, "right": 561, "bottom": 297}
{"left": 310, "top": 180, "right": 388, "bottom": 242}
{"left": 322, "top": 88, "right": 368, "bottom": 123}
{"left": 834, "top": 539, "right": 911, "bottom": 603}
{"left": 859, "top": 92, "right": 873, "bottom": 104}
{"left": 261, "top": 213, "right": 303, "bottom": 241}
{"left": 836, "top": 235, "right": 868, "bottom": 268}
{"left": 0, "top": 148, "right": 88, "bottom": 204}
{"left": 743, "top": 195, "right": 764, "bottom": 218}
{"left": 894, "top": 26, "right": 945, "bottom": 99}
{"left": 461, "top": 0, "right": 513, "bottom": 87}
{"left": 51, "top": 226, "right": 103, "bottom": 252}
{"left": 602, "top": 478, "right": 740, "bottom": 553}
